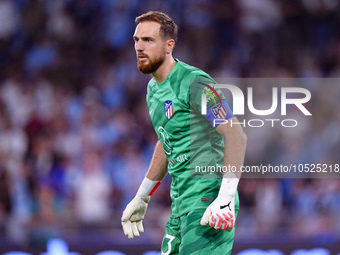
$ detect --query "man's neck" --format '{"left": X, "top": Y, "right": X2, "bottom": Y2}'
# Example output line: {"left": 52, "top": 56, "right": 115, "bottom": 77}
{"left": 152, "top": 57, "right": 177, "bottom": 84}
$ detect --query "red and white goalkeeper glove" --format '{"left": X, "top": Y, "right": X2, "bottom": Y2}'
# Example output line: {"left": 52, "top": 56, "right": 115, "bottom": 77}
{"left": 121, "top": 177, "right": 161, "bottom": 239}
{"left": 200, "top": 173, "right": 239, "bottom": 232}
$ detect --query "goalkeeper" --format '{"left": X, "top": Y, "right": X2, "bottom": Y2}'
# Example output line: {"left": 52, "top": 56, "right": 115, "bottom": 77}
{"left": 121, "top": 11, "right": 247, "bottom": 255}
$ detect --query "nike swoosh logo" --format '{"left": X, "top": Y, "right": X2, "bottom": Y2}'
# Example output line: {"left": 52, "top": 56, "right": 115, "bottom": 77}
{"left": 149, "top": 109, "right": 154, "bottom": 115}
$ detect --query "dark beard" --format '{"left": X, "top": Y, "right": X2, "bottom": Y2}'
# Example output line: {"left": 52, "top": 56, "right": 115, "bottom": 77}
{"left": 137, "top": 55, "right": 165, "bottom": 74}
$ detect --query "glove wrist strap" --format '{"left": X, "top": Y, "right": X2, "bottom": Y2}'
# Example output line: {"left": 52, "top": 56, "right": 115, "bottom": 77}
{"left": 137, "top": 177, "right": 161, "bottom": 197}
{"left": 219, "top": 172, "right": 239, "bottom": 198}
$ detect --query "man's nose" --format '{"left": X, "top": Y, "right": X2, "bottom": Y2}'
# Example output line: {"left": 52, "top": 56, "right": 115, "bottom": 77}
{"left": 135, "top": 41, "right": 144, "bottom": 51}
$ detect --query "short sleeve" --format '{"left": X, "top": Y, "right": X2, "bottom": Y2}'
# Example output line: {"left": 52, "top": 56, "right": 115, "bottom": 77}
{"left": 189, "top": 75, "right": 234, "bottom": 128}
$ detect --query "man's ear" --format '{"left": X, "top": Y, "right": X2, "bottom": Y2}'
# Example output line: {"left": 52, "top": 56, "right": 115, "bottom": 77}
{"left": 166, "top": 39, "right": 175, "bottom": 54}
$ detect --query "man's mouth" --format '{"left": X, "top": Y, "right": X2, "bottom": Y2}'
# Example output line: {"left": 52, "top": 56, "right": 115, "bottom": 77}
{"left": 138, "top": 55, "right": 148, "bottom": 61}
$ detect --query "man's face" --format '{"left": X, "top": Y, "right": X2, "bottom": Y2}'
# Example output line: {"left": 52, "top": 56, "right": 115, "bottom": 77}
{"left": 133, "top": 22, "right": 166, "bottom": 74}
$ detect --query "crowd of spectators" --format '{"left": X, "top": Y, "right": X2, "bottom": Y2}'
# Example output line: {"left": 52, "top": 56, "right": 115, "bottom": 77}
{"left": 0, "top": 0, "right": 339, "bottom": 248}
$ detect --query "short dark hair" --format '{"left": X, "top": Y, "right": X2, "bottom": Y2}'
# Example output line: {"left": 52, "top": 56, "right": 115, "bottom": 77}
{"left": 135, "top": 11, "right": 178, "bottom": 42}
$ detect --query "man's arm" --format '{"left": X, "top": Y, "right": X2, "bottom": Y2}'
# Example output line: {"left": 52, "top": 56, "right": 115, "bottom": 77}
{"left": 145, "top": 140, "right": 169, "bottom": 181}
{"left": 216, "top": 116, "right": 247, "bottom": 179}
{"left": 201, "top": 117, "right": 247, "bottom": 231}
{"left": 121, "top": 140, "right": 168, "bottom": 239}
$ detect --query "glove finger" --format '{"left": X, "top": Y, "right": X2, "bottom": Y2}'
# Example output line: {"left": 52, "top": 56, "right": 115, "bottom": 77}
{"left": 137, "top": 220, "right": 144, "bottom": 233}
{"left": 122, "top": 221, "right": 134, "bottom": 239}
{"left": 131, "top": 221, "right": 140, "bottom": 237}
{"left": 226, "top": 218, "right": 234, "bottom": 232}
{"left": 121, "top": 207, "right": 134, "bottom": 222}
{"left": 209, "top": 215, "right": 215, "bottom": 228}
{"left": 222, "top": 213, "right": 230, "bottom": 221}
{"left": 122, "top": 221, "right": 128, "bottom": 235}
{"left": 214, "top": 213, "right": 223, "bottom": 230}
{"left": 225, "top": 212, "right": 234, "bottom": 232}
{"left": 200, "top": 206, "right": 211, "bottom": 226}
{"left": 221, "top": 219, "right": 228, "bottom": 231}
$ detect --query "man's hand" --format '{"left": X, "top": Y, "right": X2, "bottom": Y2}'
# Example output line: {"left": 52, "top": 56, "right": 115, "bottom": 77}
{"left": 200, "top": 174, "right": 239, "bottom": 232}
{"left": 121, "top": 177, "right": 161, "bottom": 239}
{"left": 200, "top": 195, "right": 235, "bottom": 231}
{"left": 121, "top": 195, "right": 150, "bottom": 239}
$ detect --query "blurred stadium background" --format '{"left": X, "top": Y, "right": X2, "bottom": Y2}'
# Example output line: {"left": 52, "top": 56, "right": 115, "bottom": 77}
{"left": 0, "top": 0, "right": 340, "bottom": 254}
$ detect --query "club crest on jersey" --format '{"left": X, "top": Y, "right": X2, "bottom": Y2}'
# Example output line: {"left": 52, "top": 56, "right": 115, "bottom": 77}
{"left": 211, "top": 102, "right": 227, "bottom": 119}
{"left": 164, "top": 100, "right": 173, "bottom": 119}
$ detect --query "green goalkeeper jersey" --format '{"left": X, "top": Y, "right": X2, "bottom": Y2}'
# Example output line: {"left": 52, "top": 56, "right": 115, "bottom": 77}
{"left": 146, "top": 59, "right": 237, "bottom": 217}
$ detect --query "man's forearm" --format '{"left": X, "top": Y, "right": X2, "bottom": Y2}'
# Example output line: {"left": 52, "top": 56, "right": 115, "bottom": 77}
{"left": 217, "top": 117, "right": 247, "bottom": 179}
{"left": 145, "top": 140, "right": 169, "bottom": 181}
{"left": 224, "top": 128, "right": 246, "bottom": 179}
